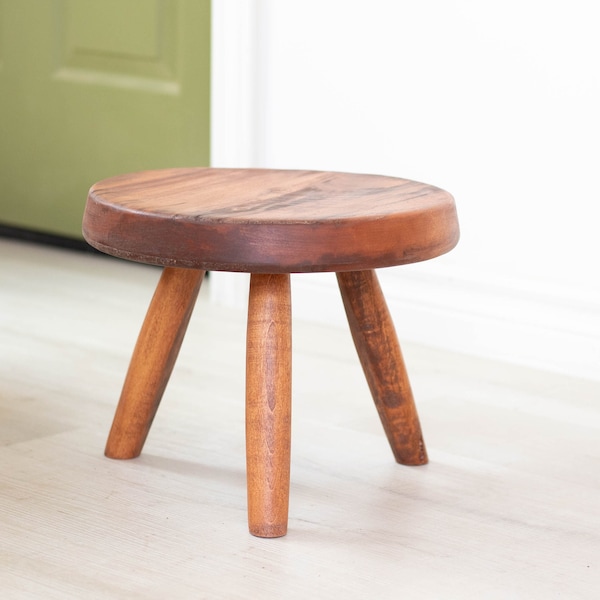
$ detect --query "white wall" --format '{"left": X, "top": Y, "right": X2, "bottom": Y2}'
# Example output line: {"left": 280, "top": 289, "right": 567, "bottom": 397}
{"left": 212, "top": 0, "right": 600, "bottom": 381}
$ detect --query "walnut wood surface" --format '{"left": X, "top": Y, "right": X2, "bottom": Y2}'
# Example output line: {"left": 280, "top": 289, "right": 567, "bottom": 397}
{"left": 83, "top": 168, "right": 459, "bottom": 273}
{"left": 245, "top": 274, "right": 292, "bottom": 537}
{"left": 105, "top": 267, "right": 204, "bottom": 459}
{"left": 337, "top": 270, "right": 427, "bottom": 465}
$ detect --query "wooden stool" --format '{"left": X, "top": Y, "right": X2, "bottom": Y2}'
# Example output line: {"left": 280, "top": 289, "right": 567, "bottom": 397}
{"left": 83, "top": 168, "right": 459, "bottom": 537}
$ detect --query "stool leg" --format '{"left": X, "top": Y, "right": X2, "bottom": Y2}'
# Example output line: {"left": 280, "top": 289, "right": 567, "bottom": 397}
{"left": 246, "top": 273, "right": 292, "bottom": 537}
{"left": 336, "top": 270, "right": 428, "bottom": 466}
{"left": 105, "top": 267, "right": 204, "bottom": 460}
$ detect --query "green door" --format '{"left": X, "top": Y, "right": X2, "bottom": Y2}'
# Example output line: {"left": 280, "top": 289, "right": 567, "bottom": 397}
{"left": 0, "top": 0, "right": 210, "bottom": 239}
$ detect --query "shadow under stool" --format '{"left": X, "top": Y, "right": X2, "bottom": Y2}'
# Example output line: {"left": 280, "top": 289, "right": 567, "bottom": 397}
{"left": 82, "top": 168, "right": 460, "bottom": 537}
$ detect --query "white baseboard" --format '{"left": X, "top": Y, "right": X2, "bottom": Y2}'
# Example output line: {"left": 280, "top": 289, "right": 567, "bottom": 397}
{"left": 210, "top": 267, "right": 600, "bottom": 383}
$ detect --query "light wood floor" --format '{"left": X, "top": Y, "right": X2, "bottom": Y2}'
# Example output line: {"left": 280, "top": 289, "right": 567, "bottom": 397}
{"left": 1, "top": 238, "right": 599, "bottom": 599}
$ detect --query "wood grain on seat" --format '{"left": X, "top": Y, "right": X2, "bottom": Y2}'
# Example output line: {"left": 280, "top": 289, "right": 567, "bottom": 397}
{"left": 83, "top": 168, "right": 459, "bottom": 273}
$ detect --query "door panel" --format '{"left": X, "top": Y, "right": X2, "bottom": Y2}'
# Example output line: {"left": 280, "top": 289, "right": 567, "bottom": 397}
{"left": 0, "top": 0, "right": 210, "bottom": 238}
{"left": 61, "top": 0, "right": 178, "bottom": 86}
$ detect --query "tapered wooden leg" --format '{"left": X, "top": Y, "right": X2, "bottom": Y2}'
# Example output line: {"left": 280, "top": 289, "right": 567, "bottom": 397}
{"left": 336, "top": 270, "right": 427, "bottom": 465}
{"left": 246, "top": 273, "right": 292, "bottom": 538}
{"left": 105, "top": 267, "right": 204, "bottom": 459}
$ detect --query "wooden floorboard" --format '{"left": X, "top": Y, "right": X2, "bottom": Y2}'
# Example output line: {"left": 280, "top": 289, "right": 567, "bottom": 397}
{"left": 1, "top": 238, "right": 598, "bottom": 599}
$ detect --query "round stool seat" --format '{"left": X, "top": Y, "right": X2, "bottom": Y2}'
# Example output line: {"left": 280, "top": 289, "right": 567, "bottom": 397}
{"left": 83, "top": 168, "right": 459, "bottom": 273}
